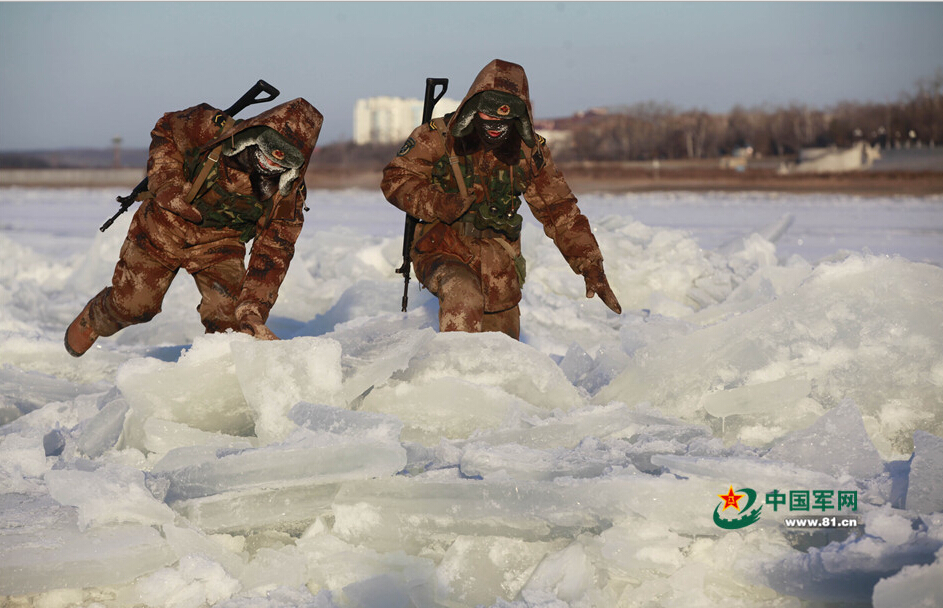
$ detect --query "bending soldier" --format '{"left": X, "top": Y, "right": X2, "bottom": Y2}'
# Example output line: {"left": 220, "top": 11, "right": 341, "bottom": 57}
{"left": 65, "top": 98, "right": 323, "bottom": 356}
{"left": 381, "top": 59, "right": 621, "bottom": 340}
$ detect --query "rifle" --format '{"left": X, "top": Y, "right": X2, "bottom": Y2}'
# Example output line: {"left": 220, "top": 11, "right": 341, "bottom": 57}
{"left": 396, "top": 77, "right": 449, "bottom": 312}
{"left": 99, "top": 79, "right": 281, "bottom": 232}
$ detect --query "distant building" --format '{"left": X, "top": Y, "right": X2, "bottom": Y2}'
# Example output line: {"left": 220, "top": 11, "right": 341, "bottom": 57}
{"left": 353, "top": 96, "right": 460, "bottom": 145}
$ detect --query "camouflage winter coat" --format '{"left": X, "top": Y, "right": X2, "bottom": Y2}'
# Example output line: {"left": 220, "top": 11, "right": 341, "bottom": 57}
{"left": 128, "top": 98, "right": 322, "bottom": 322}
{"left": 382, "top": 59, "right": 604, "bottom": 313}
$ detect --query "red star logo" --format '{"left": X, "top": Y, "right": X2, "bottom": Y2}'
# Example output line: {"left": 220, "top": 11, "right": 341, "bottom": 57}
{"left": 718, "top": 486, "right": 744, "bottom": 511}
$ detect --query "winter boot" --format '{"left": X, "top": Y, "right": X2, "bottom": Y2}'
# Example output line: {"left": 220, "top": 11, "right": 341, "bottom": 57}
{"left": 64, "top": 299, "right": 99, "bottom": 357}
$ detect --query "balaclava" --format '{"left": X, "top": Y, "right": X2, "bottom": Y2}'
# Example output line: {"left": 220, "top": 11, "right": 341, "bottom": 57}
{"left": 451, "top": 90, "right": 536, "bottom": 148}
{"left": 223, "top": 126, "right": 305, "bottom": 200}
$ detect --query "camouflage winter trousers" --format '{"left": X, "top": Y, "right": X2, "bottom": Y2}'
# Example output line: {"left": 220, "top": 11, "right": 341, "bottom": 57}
{"left": 425, "top": 259, "right": 521, "bottom": 340}
{"left": 84, "top": 237, "right": 244, "bottom": 338}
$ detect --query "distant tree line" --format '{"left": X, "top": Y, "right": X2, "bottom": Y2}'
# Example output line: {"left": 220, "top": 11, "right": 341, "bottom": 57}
{"left": 548, "top": 69, "right": 943, "bottom": 162}
{"left": 3, "top": 71, "right": 939, "bottom": 169}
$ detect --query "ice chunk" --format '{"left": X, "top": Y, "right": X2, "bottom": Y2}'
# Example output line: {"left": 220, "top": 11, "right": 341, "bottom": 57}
{"left": 323, "top": 320, "right": 436, "bottom": 404}
{"left": 468, "top": 402, "right": 694, "bottom": 451}
{"left": 361, "top": 377, "right": 542, "bottom": 445}
{"left": 906, "top": 430, "right": 943, "bottom": 514}
{"left": 332, "top": 477, "right": 614, "bottom": 555}
{"left": 558, "top": 342, "right": 631, "bottom": 396}
{"left": 762, "top": 507, "right": 942, "bottom": 604}
{"left": 0, "top": 433, "right": 49, "bottom": 494}
{"left": 289, "top": 402, "right": 402, "bottom": 444}
{"left": 701, "top": 375, "right": 811, "bottom": 419}
{"left": 436, "top": 535, "right": 562, "bottom": 605}
{"left": 117, "top": 334, "right": 257, "bottom": 447}
{"left": 45, "top": 464, "right": 175, "bottom": 530}
{"left": 142, "top": 417, "right": 255, "bottom": 459}
{"left": 597, "top": 255, "right": 943, "bottom": 457}
{"left": 459, "top": 440, "right": 618, "bottom": 482}
{"left": 0, "top": 493, "right": 176, "bottom": 596}
{"left": 389, "top": 332, "right": 583, "bottom": 411}
{"left": 360, "top": 332, "right": 584, "bottom": 444}
{"left": 171, "top": 483, "right": 342, "bottom": 536}
{"left": 520, "top": 541, "right": 597, "bottom": 605}
{"left": 73, "top": 394, "right": 129, "bottom": 458}
{"left": 293, "top": 531, "right": 436, "bottom": 606}
{"left": 119, "top": 554, "right": 241, "bottom": 608}
{"left": 872, "top": 546, "right": 943, "bottom": 608}
{"left": 0, "top": 365, "right": 107, "bottom": 423}
{"left": 231, "top": 336, "right": 344, "bottom": 444}
{"left": 158, "top": 427, "right": 406, "bottom": 503}
{"left": 765, "top": 398, "right": 885, "bottom": 479}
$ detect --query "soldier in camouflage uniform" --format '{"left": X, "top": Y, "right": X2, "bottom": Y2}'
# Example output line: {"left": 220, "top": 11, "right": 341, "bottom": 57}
{"left": 65, "top": 98, "right": 323, "bottom": 356}
{"left": 382, "top": 59, "right": 621, "bottom": 339}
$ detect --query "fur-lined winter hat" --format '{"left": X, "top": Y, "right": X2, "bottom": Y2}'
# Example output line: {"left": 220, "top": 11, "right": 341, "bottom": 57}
{"left": 223, "top": 126, "right": 305, "bottom": 195}
{"left": 450, "top": 90, "right": 535, "bottom": 147}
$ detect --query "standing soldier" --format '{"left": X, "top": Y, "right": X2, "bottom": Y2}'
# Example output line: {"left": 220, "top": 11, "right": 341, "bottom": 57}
{"left": 381, "top": 59, "right": 621, "bottom": 340}
{"left": 65, "top": 98, "right": 323, "bottom": 356}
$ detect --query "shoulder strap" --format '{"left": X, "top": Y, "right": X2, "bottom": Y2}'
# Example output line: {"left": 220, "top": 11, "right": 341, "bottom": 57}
{"left": 432, "top": 117, "right": 468, "bottom": 200}
{"left": 183, "top": 116, "right": 232, "bottom": 204}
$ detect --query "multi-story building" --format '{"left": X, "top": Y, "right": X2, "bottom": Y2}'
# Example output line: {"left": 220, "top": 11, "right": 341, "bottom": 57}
{"left": 353, "top": 96, "right": 460, "bottom": 145}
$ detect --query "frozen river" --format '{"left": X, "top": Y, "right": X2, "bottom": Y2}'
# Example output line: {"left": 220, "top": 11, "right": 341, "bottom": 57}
{"left": 1, "top": 187, "right": 942, "bottom": 607}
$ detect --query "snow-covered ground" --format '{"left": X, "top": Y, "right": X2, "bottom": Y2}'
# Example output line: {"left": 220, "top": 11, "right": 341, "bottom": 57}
{"left": 1, "top": 186, "right": 942, "bottom": 608}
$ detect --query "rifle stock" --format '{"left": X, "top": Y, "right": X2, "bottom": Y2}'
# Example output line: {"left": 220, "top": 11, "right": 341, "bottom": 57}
{"left": 397, "top": 77, "right": 449, "bottom": 312}
{"left": 99, "top": 80, "right": 281, "bottom": 232}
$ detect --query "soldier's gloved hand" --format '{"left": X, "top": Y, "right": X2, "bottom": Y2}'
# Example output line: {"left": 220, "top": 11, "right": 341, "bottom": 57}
{"left": 238, "top": 312, "right": 280, "bottom": 341}
{"left": 155, "top": 185, "right": 203, "bottom": 224}
{"left": 583, "top": 264, "right": 622, "bottom": 314}
{"left": 439, "top": 182, "right": 484, "bottom": 224}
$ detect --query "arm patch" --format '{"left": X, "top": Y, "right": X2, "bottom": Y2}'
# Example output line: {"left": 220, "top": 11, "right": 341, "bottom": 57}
{"left": 397, "top": 137, "right": 417, "bottom": 157}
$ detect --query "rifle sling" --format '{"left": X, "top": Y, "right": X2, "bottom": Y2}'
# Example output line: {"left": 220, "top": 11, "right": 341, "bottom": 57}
{"left": 182, "top": 116, "right": 232, "bottom": 205}
{"left": 432, "top": 118, "right": 468, "bottom": 200}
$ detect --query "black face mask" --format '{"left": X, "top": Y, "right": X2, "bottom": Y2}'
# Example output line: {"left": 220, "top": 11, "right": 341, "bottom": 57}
{"left": 231, "top": 145, "right": 286, "bottom": 200}
{"left": 473, "top": 115, "right": 514, "bottom": 149}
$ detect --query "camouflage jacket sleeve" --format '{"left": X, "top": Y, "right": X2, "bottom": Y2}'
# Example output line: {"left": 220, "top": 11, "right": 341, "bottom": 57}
{"left": 523, "top": 139, "right": 604, "bottom": 274}
{"left": 146, "top": 104, "right": 221, "bottom": 221}
{"left": 236, "top": 187, "right": 307, "bottom": 323}
{"left": 381, "top": 124, "right": 474, "bottom": 223}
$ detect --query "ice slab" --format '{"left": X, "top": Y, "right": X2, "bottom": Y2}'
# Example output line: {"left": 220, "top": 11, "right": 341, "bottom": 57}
{"left": 46, "top": 464, "right": 175, "bottom": 530}
{"left": 435, "top": 535, "right": 564, "bottom": 606}
{"left": 231, "top": 336, "right": 344, "bottom": 444}
{"left": 116, "top": 334, "right": 257, "bottom": 446}
{"left": 906, "top": 430, "right": 943, "bottom": 513}
{"left": 170, "top": 483, "right": 341, "bottom": 536}
{"left": 156, "top": 428, "right": 406, "bottom": 503}
{"left": 289, "top": 402, "right": 402, "bottom": 443}
{"left": 701, "top": 375, "right": 811, "bottom": 419}
{"left": 762, "top": 507, "right": 943, "bottom": 604}
{"left": 596, "top": 255, "right": 943, "bottom": 456}
{"left": 320, "top": 316, "right": 437, "bottom": 404}
{"left": 0, "top": 365, "right": 108, "bottom": 425}
{"left": 332, "top": 477, "right": 614, "bottom": 555}
{"left": 73, "top": 392, "right": 129, "bottom": 458}
{"left": 361, "top": 377, "right": 543, "bottom": 444}
{"left": 766, "top": 398, "right": 885, "bottom": 479}
{"left": 387, "top": 331, "right": 583, "bottom": 411}
{"left": 459, "top": 440, "right": 616, "bottom": 481}
{"left": 872, "top": 546, "right": 943, "bottom": 608}
{"left": 0, "top": 493, "right": 176, "bottom": 596}
{"left": 359, "top": 332, "right": 584, "bottom": 444}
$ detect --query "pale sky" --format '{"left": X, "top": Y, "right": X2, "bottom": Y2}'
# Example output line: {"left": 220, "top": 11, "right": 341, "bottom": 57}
{"left": 1, "top": 1, "right": 941, "bottom": 150}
